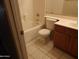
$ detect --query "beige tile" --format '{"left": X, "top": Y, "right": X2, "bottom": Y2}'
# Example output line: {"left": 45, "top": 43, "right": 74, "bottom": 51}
{"left": 28, "top": 54, "right": 34, "bottom": 59}
{"left": 26, "top": 39, "right": 52, "bottom": 59}
{"left": 26, "top": 44, "right": 38, "bottom": 55}
{"left": 43, "top": 41, "right": 54, "bottom": 51}
{"left": 34, "top": 38, "right": 54, "bottom": 52}
{"left": 60, "top": 53, "right": 76, "bottom": 59}
{"left": 30, "top": 48, "right": 51, "bottom": 59}
{"left": 26, "top": 36, "right": 40, "bottom": 47}
{"left": 26, "top": 36, "right": 76, "bottom": 59}
{"left": 31, "top": 39, "right": 58, "bottom": 59}
{"left": 48, "top": 48, "right": 63, "bottom": 59}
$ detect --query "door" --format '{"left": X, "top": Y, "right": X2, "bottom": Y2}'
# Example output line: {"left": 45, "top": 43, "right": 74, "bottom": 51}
{"left": 0, "top": 0, "right": 20, "bottom": 59}
{"left": 4, "top": 0, "right": 28, "bottom": 59}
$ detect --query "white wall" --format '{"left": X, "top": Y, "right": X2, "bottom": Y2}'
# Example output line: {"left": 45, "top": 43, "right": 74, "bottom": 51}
{"left": 34, "top": 0, "right": 45, "bottom": 24}
{"left": 17, "top": 0, "right": 45, "bottom": 30}
{"left": 45, "top": 0, "right": 78, "bottom": 17}
{"left": 17, "top": 0, "right": 45, "bottom": 43}
{"left": 18, "top": 0, "right": 35, "bottom": 30}
{"left": 63, "top": 0, "right": 78, "bottom": 17}
{"left": 45, "top": 0, "right": 64, "bottom": 15}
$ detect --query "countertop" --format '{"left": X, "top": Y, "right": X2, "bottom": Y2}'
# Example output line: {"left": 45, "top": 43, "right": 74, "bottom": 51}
{"left": 45, "top": 14, "right": 78, "bottom": 30}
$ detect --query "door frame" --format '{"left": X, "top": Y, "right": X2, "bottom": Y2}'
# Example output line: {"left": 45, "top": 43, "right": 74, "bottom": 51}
{"left": 4, "top": 0, "right": 28, "bottom": 59}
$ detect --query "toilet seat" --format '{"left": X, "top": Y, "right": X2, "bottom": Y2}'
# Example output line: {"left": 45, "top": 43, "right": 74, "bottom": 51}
{"left": 38, "top": 29, "right": 51, "bottom": 36}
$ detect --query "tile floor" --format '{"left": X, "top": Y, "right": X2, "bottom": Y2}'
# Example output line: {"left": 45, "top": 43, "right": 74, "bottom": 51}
{"left": 25, "top": 37, "right": 75, "bottom": 59}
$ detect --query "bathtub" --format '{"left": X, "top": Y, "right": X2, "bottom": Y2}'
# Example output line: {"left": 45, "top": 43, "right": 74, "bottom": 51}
{"left": 24, "top": 24, "right": 44, "bottom": 43}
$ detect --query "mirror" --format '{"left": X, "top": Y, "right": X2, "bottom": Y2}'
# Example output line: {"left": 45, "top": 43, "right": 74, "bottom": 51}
{"left": 45, "top": 0, "right": 78, "bottom": 17}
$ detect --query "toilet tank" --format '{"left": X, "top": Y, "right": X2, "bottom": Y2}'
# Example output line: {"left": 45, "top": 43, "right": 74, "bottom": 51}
{"left": 46, "top": 17, "right": 59, "bottom": 30}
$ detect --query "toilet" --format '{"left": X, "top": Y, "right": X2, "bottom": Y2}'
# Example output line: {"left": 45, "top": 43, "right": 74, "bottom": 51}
{"left": 38, "top": 17, "right": 59, "bottom": 43}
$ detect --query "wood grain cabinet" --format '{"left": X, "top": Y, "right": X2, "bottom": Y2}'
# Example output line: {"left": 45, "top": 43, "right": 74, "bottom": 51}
{"left": 68, "top": 29, "right": 78, "bottom": 57}
{"left": 53, "top": 24, "right": 78, "bottom": 57}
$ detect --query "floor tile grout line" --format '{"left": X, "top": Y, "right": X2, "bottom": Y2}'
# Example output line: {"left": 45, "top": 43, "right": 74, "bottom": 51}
{"left": 33, "top": 44, "right": 55, "bottom": 59}
{"left": 47, "top": 49, "right": 64, "bottom": 59}
{"left": 26, "top": 36, "right": 75, "bottom": 59}
{"left": 26, "top": 39, "right": 52, "bottom": 59}
{"left": 26, "top": 38, "right": 75, "bottom": 59}
{"left": 26, "top": 36, "right": 40, "bottom": 46}
{"left": 28, "top": 53, "right": 35, "bottom": 59}
{"left": 27, "top": 37, "right": 58, "bottom": 59}
{"left": 30, "top": 37, "right": 62, "bottom": 58}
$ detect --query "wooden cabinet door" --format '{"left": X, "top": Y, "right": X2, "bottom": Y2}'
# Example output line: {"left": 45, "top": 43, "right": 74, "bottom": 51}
{"left": 68, "top": 36, "right": 78, "bottom": 57}
{"left": 54, "top": 31, "right": 69, "bottom": 51}
{"left": 68, "top": 29, "right": 78, "bottom": 57}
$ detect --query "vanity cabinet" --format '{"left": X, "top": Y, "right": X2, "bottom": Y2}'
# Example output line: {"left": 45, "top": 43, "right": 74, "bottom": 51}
{"left": 53, "top": 24, "right": 78, "bottom": 57}
{"left": 68, "top": 29, "right": 78, "bottom": 57}
{"left": 53, "top": 31, "right": 69, "bottom": 51}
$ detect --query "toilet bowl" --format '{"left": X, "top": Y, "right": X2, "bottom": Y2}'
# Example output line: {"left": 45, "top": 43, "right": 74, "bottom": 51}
{"left": 38, "top": 29, "right": 51, "bottom": 38}
{"left": 38, "top": 17, "right": 59, "bottom": 43}
{"left": 38, "top": 29, "right": 51, "bottom": 44}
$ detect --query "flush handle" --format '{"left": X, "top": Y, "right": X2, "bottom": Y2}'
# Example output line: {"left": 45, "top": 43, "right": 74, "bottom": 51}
{"left": 56, "top": 19, "right": 59, "bottom": 22}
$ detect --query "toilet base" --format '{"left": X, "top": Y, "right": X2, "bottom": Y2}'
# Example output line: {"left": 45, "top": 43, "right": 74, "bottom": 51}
{"left": 40, "top": 37, "right": 50, "bottom": 44}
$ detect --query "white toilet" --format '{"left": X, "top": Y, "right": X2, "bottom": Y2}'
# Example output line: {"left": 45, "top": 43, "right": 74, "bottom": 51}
{"left": 38, "top": 17, "right": 59, "bottom": 43}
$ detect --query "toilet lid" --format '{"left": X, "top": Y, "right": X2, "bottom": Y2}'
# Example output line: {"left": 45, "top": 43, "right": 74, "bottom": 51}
{"left": 38, "top": 29, "right": 51, "bottom": 35}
